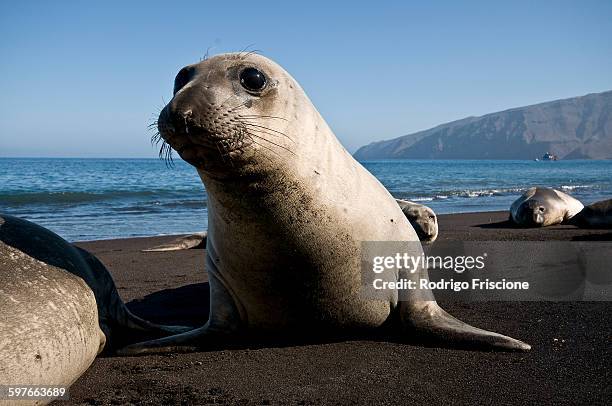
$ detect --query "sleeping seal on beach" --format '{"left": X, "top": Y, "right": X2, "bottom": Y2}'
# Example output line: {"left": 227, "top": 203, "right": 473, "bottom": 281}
{"left": 395, "top": 199, "right": 438, "bottom": 243}
{"left": 569, "top": 199, "right": 612, "bottom": 228}
{"left": 121, "top": 52, "right": 529, "bottom": 354}
{"left": 0, "top": 214, "right": 188, "bottom": 398}
{"left": 142, "top": 232, "right": 207, "bottom": 252}
{"left": 510, "top": 187, "right": 584, "bottom": 227}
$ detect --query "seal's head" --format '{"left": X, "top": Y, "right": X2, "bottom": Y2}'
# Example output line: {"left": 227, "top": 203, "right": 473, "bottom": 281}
{"left": 156, "top": 53, "right": 308, "bottom": 178}
{"left": 401, "top": 204, "right": 438, "bottom": 243}
{"left": 514, "top": 199, "right": 548, "bottom": 227}
{"left": 510, "top": 187, "right": 584, "bottom": 227}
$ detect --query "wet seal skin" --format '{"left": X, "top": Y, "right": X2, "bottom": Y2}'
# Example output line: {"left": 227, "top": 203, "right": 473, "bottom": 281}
{"left": 510, "top": 187, "right": 584, "bottom": 227}
{"left": 120, "top": 52, "right": 530, "bottom": 355}
{"left": 0, "top": 214, "right": 190, "bottom": 400}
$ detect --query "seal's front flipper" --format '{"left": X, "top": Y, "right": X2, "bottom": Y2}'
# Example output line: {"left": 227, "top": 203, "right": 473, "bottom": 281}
{"left": 116, "top": 324, "right": 222, "bottom": 356}
{"left": 142, "top": 232, "right": 207, "bottom": 252}
{"left": 400, "top": 301, "right": 531, "bottom": 352}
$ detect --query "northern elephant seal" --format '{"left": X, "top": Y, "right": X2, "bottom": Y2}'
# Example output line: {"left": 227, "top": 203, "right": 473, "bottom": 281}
{"left": 510, "top": 187, "right": 584, "bottom": 227}
{"left": 569, "top": 199, "right": 612, "bottom": 228}
{"left": 121, "top": 53, "right": 529, "bottom": 354}
{"left": 395, "top": 199, "right": 438, "bottom": 243}
{"left": 143, "top": 232, "right": 207, "bottom": 252}
{"left": 0, "top": 214, "right": 189, "bottom": 401}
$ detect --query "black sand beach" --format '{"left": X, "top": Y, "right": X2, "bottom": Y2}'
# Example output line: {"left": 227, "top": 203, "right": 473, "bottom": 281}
{"left": 63, "top": 211, "right": 611, "bottom": 405}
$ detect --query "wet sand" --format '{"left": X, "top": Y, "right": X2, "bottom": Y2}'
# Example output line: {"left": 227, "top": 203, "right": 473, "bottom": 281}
{"left": 63, "top": 211, "right": 611, "bottom": 405}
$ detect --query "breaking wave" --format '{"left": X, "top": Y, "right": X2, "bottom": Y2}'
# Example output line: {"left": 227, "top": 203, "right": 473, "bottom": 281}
{"left": 0, "top": 189, "right": 205, "bottom": 206}
{"left": 403, "top": 184, "right": 597, "bottom": 202}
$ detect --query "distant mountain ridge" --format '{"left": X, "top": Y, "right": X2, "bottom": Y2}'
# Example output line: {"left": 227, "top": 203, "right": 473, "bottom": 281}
{"left": 354, "top": 90, "right": 612, "bottom": 160}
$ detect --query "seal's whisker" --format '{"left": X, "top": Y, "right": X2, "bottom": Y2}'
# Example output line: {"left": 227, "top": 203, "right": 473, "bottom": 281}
{"left": 158, "top": 141, "right": 175, "bottom": 168}
{"left": 241, "top": 49, "right": 262, "bottom": 60}
{"left": 218, "top": 94, "right": 239, "bottom": 110}
{"left": 241, "top": 122, "right": 288, "bottom": 135}
{"left": 246, "top": 131, "right": 296, "bottom": 156}
{"left": 217, "top": 139, "right": 238, "bottom": 168}
{"left": 151, "top": 131, "right": 162, "bottom": 145}
{"left": 152, "top": 103, "right": 165, "bottom": 116}
{"left": 237, "top": 44, "right": 259, "bottom": 59}
{"left": 221, "top": 143, "right": 236, "bottom": 168}
{"left": 227, "top": 99, "right": 253, "bottom": 112}
{"left": 214, "top": 141, "right": 228, "bottom": 164}
{"left": 238, "top": 44, "right": 255, "bottom": 54}
{"left": 163, "top": 142, "right": 173, "bottom": 164}
{"left": 242, "top": 123, "right": 294, "bottom": 142}
{"left": 242, "top": 125, "right": 292, "bottom": 143}
{"left": 238, "top": 115, "right": 288, "bottom": 122}
{"left": 201, "top": 46, "right": 213, "bottom": 61}
{"left": 248, "top": 139, "right": 284, "bottom": 160}
{"left": 241, "top": 125, "right": 285, "bottom": 139}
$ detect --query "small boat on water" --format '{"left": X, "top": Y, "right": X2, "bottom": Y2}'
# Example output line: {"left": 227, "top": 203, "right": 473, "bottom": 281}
{"left": 541, "top": 152, "right": 558, "bottom": 161}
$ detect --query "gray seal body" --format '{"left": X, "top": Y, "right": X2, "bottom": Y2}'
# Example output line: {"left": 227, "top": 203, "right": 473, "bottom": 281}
{"left": 121, "top": 53, "right": 529, "bottom": 354}
{"left": 0, "top": 214, "right": 188, "bottom": 403}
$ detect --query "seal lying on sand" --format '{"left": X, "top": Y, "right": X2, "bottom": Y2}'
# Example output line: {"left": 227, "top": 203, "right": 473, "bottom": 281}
{"left": 143, "top": 232, "right": 207, "bottom": 252}
{"left": 510, "top": 187, "right": 584, "bottom": 227}
{"left": 121, "top": 53, "right": 529, "bottom": 354}
{"left": 569, "top": 199, "right": 612, "bottom": 228}
{"left": 0, "top": 214, "right": 188, "bottom": 399}
{"left": 395, "top": 199, "right": 438, "bottom": 243}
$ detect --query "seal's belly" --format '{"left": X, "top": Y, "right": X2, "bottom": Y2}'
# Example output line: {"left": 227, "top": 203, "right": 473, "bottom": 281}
{"left": 244, "top": 289, "right": 392, "bottom": 333}
{"left": 216, "top": 260, "right": 393, "bottom": 333}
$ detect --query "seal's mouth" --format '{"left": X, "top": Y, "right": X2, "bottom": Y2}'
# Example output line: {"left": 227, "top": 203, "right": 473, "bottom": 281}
{"left": 414, "top": 223, "right": 437, "bottom": 242}
{"left": 153, "top": 103, "right": 253, "bottom": 167}
{"left": 517, "top": 201, "right": 546, "bottom": 227}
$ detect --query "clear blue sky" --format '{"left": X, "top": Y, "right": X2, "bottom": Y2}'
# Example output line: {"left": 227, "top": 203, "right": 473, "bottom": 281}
{"left": 1, "top": 0, "right": 611, "bottom": 157}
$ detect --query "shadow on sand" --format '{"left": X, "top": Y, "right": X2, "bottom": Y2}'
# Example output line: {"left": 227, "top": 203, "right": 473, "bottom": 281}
{"left": 572, "top": 233, "right": 612, "bottom": 241}
{"left": 127, "top": 283, "right": 210, "bottom": 327}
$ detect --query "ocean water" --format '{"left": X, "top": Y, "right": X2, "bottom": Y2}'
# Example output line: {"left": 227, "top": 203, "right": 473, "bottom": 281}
{"left": 1, "top": 158, "right": 610, "bottom": 241}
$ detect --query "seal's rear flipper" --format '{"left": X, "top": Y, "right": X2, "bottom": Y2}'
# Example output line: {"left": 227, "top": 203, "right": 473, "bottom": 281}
{"left": 121, "top": 311, "right": 194, "bottom": 336}
{"left": 401, "top": 301, "right": 531, "bottom": 352}
{"left": 116, "top": 324, "right": 220, "bottom": 356}
{"left": 142, "top": 232, "right": 207, "bottom": 252}
{"left": 74, "top": 246, "right": 193, "bottom": 341}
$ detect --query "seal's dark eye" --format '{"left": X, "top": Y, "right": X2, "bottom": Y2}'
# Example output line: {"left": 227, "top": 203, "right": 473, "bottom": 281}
{"left": 240, "top": 67, "right": 267, "bottom": 92}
